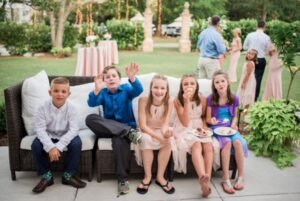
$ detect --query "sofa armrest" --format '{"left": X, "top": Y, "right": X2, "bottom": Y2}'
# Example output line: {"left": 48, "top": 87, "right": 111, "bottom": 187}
{"left": 4, "top": 81, "right": 26, "bottom": 170}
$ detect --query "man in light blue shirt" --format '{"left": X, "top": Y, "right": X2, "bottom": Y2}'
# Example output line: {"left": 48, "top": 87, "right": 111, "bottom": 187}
{"left": 243, "top": 21, "right": 272, "bottom": 101}
{"left": 197, "top": 16, "right": 227, "bottom": 79}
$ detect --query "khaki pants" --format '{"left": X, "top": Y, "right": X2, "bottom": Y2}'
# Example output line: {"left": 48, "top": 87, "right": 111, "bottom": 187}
{"left": 197, "top": 57, "right": 221, "bottom": 79}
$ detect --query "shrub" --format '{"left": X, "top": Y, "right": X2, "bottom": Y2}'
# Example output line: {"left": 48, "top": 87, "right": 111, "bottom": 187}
{"left": 246, "top": 99, "right": 300, "bottom": 168}
{"left": 26, "top": 24, "right": 52, "bottom": 53}
{"left": 106, "top": 19, "right": 144, "bottom": 50}
{"left": 50, "top": 47, "right": 72, "bottom": 58}
{"left": 0, "top": 22, "right": 28, "bottom": 55}
{"left": 63, "top": 24, "right": 79, "bottom": 48}
{"left": 0, "top": 102, "right": 6, "bottom": 135}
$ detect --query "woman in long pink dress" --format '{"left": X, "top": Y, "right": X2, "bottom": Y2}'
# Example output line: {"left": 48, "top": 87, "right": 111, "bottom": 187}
{"left": 228, "top": 28, "right": 242, "bottom": 83}
{"left": 236, "top": 49, "right": 258, "bottom": 108}
{"left": 262, "top": 44, "right": 283, "bottom": 100}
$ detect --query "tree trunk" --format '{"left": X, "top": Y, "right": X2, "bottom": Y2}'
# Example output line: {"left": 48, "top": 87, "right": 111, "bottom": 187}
{"left": 156, "top": 0, "right": 162, "bottom": 37}
{"left": 126, "top": 0, "right": 129, "bottom": 20}
{"left": 117, "top": 0, "right": 121, "bottom": 20}
{"left": 49, "top": 11, "right": 56, "bottom": 47}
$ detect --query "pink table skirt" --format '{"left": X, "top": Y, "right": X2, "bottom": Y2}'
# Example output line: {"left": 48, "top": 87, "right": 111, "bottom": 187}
{"left": 75, "top": 47, "right": 104, "bottom": 76}
{"left": 98, "top": 40, "right": 119, "bottom": 66}
{"left": 75, "top": 41, "right": 119, "bottom": 76}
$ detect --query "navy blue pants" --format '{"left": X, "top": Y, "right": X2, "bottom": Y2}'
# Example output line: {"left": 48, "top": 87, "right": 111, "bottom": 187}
{"left": 31, "top": 136, "right": 82, "bottom": 176}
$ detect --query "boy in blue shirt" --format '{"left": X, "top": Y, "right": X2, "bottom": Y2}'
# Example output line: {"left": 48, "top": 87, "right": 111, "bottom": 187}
{"left": 31, "top": 77, "right": 86, "bottom": 193}
{"left": 86, "top": 63, "right": 143, "bottom": 195}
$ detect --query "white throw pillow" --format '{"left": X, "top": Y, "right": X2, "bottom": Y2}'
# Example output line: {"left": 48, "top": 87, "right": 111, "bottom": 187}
{"left": 69, "top": 82, "right": 100, "bottom": 130}
{"left": 22, "top": 70, "right": 50, "bottom": 135}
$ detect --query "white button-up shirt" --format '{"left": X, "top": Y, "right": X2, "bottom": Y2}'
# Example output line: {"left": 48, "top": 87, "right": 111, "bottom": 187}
{"left": 243, "top": 29, "right": 272, "bottom": 58}
{"left": 34, "top": 100, "right": 79, "bottom": 152}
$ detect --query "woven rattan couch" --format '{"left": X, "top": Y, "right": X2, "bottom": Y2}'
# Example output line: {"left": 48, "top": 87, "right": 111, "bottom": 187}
{"left": 4, "top": 76, "right": 95, "bottom": 181}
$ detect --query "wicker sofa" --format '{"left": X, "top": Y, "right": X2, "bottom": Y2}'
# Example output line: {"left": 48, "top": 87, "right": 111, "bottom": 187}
{"left": 5, "top": 72, "right": 237, "bottom": 183}
{"left": 4, "top": 75, "right": 96, "bottom": 181}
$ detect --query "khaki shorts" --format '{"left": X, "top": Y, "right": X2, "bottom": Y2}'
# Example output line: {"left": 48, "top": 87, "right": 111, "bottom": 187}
{"left": 197, "top": 57, "right": 221, "bottom": 79}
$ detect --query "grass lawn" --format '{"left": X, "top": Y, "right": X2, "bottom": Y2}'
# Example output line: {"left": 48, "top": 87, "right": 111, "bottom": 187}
{"left": 0, "top": 48, "right": 299, "bottom": 104}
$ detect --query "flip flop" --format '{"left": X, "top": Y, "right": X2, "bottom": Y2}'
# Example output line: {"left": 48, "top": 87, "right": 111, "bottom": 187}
{"left": 155, "top": 180, "right": 175, "bottom": 194}
{"left": 234, "top": 177, "right": 244, "bottom": 191}
{"left": 221, "top": 179, "right": 235, "bottom": 194}
{"left": 136, "top": 180, "right": 152, "bottom": 194}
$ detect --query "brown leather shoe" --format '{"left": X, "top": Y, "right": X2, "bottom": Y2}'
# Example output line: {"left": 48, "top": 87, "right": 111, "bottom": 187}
{"left": 62, "top": 176, "right": 86, "bottom": 188}
{"left": 32, "top": 178, "right": 54, "bottom": 193}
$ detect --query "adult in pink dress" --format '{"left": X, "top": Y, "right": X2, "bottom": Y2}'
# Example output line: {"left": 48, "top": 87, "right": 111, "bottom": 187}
{"left": 262, "top": 44, "right": 283, "bottom": 100}
{"left": 228, "top": 28, "right": 242, "bottom": 83}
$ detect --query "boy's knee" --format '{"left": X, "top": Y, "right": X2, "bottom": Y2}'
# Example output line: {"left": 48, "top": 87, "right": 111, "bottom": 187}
{"left": 69, "top": 136, "right": 82, "bottom": 149}
{"left": 31, "top": 138, "right": 43, "bottom": 151}
{"left": 85, "top": 114, "right": 100, "bottom": 126}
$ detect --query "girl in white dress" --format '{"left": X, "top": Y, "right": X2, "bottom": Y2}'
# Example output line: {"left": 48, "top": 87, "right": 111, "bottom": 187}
{"left": 173, "top": 74, "right": 213, "bottom": 198}
{"left": 135, "top": 74, "right": 175, "bottom": 194}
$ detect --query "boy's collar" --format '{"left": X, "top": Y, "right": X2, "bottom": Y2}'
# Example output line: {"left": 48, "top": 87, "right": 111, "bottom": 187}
{"left": 107, "top": 85, "right": 123, "bottom": 94}
{"left": 51, "top": 100, "right": 67, "bottom": 112}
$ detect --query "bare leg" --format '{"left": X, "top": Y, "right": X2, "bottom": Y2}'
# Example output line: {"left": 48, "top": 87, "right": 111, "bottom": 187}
{"left": 233, "top": 140, "right": 245, "bottom": 190}
{"left": 221, "top": 142, "right": 235, "bottom": 194}
{"left": 156, "top": 143, "right": 173, "bottom": 191}
{"left": 192, "top": 142, "right": 211, "bottom": 197}
{"left": 202, "top": 143, "right": 213, "bottom": 178}
{"left": 137, "top": 149, "right": 153, "bottom": 189}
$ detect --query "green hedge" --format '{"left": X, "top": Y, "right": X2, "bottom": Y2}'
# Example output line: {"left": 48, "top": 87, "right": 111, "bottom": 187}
{"left": 106, "top": 19, "right": 144, "bottom": 50}
{"left": 0, "top": 22, "right": 79, "bottom": 55}
{"left": 27, "top": 24, "right": 52, "bottom": 53}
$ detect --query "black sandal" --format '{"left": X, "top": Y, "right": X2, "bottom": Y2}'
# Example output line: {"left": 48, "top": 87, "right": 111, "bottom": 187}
{"left": 136, "top": 180, "right": 152, "bottom": 194}
{"left": 155, "top": 180, "right": 175, "bottom": 194}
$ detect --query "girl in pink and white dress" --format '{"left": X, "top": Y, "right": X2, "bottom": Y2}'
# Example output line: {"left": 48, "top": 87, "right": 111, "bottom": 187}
{"left": 262, "top": 44, "right": 283, "bottom": 100}
{"left": 236, "top": 49, "right": 258, "bottom": 108}
{"left": 228, "top": 28, "right": 242, "bottom": 83}
{"left": 173, "top": 74, "right": 213, "bottom": 198}
{"left": 135, "top": 74, "right": 175, "bottom": 195}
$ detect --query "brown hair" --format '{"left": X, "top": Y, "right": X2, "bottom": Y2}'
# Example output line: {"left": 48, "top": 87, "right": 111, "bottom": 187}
{"left": 211, "top": 70, "right": 235, "bottom": 106}
{"left": 177, "top": 74, "right": 201, "bottom": 107}
{"left": 246, "top": 49, "right": 258, "bottom": 64}
{"left": 211, "top": 16, "right": 220, "bottom": 26}
{"left": 145, "top": 74, "right": 170, "bottom": 120}
{"left": 257, "top": 20, "right": 266, "bottom": 28}
{"left": 102, "top": 65, "right": 121, "bottom": 80}
{"left": 50, "top": 77, "right": 70, "bottom": 88}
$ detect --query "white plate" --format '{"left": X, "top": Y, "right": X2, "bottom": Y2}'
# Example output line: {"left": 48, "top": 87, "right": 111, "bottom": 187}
{"left": 214, "top": 127, "right": 237, "bottom": 136}
{"left": 188, "top": 129, "right": 213, "bottom": 138}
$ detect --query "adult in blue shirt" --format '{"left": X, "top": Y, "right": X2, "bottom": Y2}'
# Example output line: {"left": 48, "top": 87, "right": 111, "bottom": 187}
{"left": 197, "top": 16, "right": 227, "bottom": 79}
{"left": 86, "top": 64, "right": 143, "bottom": 195}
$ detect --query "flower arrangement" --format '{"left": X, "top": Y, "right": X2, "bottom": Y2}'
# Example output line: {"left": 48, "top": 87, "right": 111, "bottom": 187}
{"left": 86, "top": 35, "right": 98, "bottom": 47}
{"left": 103, "top": 32, "right": 112, "bottom": 40}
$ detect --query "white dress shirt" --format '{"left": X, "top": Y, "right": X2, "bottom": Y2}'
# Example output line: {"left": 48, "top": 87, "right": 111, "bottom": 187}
{"left": 243, "top": 29, "right": 272, "bottom": 58}
{"left": 34, "top": 100, "right": 79, "bottom": 152}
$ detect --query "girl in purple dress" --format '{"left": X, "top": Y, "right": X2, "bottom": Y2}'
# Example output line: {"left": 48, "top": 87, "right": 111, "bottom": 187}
{"left": 206, "top": 70, "right": 248, "bottom": 194}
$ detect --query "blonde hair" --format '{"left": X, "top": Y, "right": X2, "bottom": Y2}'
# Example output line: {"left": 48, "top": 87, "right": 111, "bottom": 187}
{"left": 232, "top": 28, "right": 241, "bottom": 36}
{"left": 145, "top": 74, "right": 170, "bottom": 120}
{"left": 50, "top": 77, "right": 70, "bottom": 88}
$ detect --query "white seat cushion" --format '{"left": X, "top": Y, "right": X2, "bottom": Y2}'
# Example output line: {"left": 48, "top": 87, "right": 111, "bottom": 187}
{"left": 97, "top": 138, "right": 135, "bottom": 150}
{"left": 20, "top": 129, "right": 96, "bottom": 151}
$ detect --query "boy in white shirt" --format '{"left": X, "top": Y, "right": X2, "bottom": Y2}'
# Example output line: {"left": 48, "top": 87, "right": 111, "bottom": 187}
{"left": 31, "top": 77, "right": 86, "bottom": 193}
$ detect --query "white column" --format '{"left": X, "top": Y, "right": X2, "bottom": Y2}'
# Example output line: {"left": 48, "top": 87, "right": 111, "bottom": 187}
{"left": 142, "top": 1, "right": 153, "bottom": 52}
{"left": 179, "top": 2, "right": 191, "bottom": 53}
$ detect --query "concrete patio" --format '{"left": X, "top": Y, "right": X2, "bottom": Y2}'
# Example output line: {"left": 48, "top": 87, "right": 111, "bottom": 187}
{"left": 0, "top": 146, "right": 299, "bottom": 201}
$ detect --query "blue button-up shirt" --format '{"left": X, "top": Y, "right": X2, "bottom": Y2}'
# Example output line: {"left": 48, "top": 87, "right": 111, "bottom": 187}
{"left": 197, "top": 26, "right": 226, "bottom": 59}
{"left": 87, "top": 78, "right": 143, "bottom": 128}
